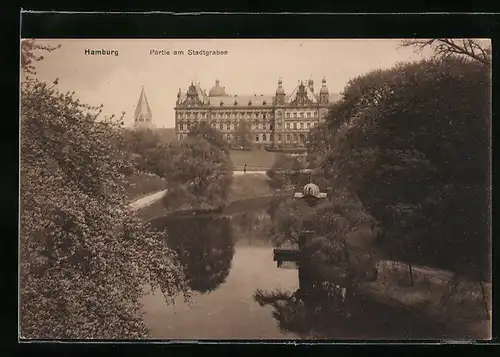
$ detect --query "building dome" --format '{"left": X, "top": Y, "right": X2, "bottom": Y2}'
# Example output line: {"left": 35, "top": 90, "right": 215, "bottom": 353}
{"left": 209, "top": 79, "right": 228, "bottom": 97}
{"left": 303, "top": 183, "right": 320, "bottom": 197}
{"left": 319, "top": 77, "right": 329, "bottom": 94}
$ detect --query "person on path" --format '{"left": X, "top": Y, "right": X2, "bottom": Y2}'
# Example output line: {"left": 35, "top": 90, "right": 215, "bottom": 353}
{"left": 244, "top": 162, "right": 247, "bottom": 174}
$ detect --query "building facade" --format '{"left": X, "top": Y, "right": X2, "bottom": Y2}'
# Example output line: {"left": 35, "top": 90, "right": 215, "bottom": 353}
{"left": 134, "top": 86, "right": 155, "bottom": 129}
{"left": 174, "top": 78, "right": 340, "bottom": 148}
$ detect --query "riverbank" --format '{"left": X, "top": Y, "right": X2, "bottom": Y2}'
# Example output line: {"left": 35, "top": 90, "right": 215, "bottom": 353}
{"left": 355, "top": 261, "right": 492, "bottom": 340}
{"left": 132, "top": 171, "right": 271, "bottom": 220}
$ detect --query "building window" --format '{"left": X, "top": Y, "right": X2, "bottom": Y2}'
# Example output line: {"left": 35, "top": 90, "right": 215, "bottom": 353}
{"left": 179, "top": 123, "right": 184, "bottom": 130}
{"left": 261, "top": 123, "right": 265, "bottom": 130}
{"left": 262, "top": 134, "right": 267, "bottom": 141}
{"left": 263, "top": 113, "right": 266, "bottom": 119}
{"left": 293, "top": 134, "right": 298, "bottom": 141}
{"left": 300, "top": 112, "right": 304, "bottom": 118}
{"left": 278, "top": 123, "right": 282, "bottom": 129}
{"left": 255, "top": 135, "right": 259, "bottom": 142}
{"left": 219, "top": 123, "right": 224, "bottom": 130}
{"left": 227, "top": 124, "right": 231, "bottom": 130}
{"left": 307, "top": 122, "right": 311, "bottom": 128}
{"left": 307, "top": 112, "right": 311, "bottom": 118}
{"left": 240, "top": 113, "right": 244, "bottom": 118}
{"left": 300, "top": 122, "right": 304, "bottom": 129}
{"left": 293, "top": 122, "right": 297, "bottom": 130}
{"left": 286, "top": 122, "right": 290, "bottom": 129}
{"left": 270, "top": 124, "right": 274, "bottom": 130}
{"left": 286, "top": 134, "right": 291, "bottom": 141}
{"left": 286, "top": 113, "right": 290, "bottom": 118}
{"left": 278, "top": 134, "right": 282, "bottom": 141}
{"left": 293, "top": 113, "right": 297, "bottom": 118}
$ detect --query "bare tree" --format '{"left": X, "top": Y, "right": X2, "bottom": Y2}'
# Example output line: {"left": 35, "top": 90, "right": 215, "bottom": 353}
{"left": 401, "top": 39, "right": 491, "bottom": 66}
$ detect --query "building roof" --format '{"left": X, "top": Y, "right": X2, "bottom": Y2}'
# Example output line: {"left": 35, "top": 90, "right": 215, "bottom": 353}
{"left": 286, "top": 82, "right": 318, "bottom": 104}
{"left": 176, "top": 80, "right": 343, "bottom": 108}
{"left": 134, "top": 86, "right": 152, "bottom": 119}
{"left": 210, "top": 94, "right": 275, "bottom": 108}
{"left": 177, "top": 82, "right": 210, "bottom": 104}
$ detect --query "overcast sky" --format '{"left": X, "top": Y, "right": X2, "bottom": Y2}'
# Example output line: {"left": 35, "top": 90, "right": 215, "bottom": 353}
{"left": 30, "top": 39, "right": 434, "bottom": 128}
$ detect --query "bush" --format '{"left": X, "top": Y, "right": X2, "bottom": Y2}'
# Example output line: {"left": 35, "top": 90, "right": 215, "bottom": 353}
{"left": 20, "top": 77, "right": 188, "bottom": 339}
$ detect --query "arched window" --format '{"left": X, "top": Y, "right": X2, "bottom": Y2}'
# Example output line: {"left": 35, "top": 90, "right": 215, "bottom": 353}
{"left": 262, "top": 134, "right": 267, "bottom": 141}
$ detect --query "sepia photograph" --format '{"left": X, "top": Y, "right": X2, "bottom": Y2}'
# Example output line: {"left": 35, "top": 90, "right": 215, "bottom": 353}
{"left": 19, "top": 38, "right": 492, "bottom": 341}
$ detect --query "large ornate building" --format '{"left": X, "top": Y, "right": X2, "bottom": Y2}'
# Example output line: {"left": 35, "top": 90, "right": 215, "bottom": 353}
{"left": 174, "top": 78, "right": 340, "bottom": 148}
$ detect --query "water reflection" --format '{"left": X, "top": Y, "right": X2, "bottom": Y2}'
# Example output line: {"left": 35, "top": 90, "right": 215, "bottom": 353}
{"left": 253, "top": 277, "right": 461, "bottom": 339}
{"left": 145, "top": 209, "right": 482, "bottom": 340}
{"left": 154, "top": 213, "right": 235, "bottom": 293}
{"left": 143, "top": 209, "right": 299, "bottom": 339}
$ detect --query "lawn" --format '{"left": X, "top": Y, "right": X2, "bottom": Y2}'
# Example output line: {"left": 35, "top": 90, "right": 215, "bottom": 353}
{"left": 228, "top": 173, "right": 275, "bottom": 202}
{"left": 124, "top": 171, "right": 166, "bottom": 202}
{"left": 229, "top": 149, "right": 279, "bottom": 171}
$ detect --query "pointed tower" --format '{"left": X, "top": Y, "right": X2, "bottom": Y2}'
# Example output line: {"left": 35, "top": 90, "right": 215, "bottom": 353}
{"left": 134, "top": 86, "right": 154, "bottom": 129}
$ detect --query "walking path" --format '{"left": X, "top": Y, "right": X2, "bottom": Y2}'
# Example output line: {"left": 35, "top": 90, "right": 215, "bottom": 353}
{"left": 128, "top": 170, "right": 268, "bottom": 211}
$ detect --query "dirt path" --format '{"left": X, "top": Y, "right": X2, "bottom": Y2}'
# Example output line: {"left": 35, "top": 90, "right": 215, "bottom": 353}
{"left": 128, "top": 170, "right": 268, "bottom": 211}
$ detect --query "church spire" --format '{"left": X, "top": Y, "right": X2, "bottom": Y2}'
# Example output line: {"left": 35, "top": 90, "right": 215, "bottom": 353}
{"left": 134, "top": 86, "right": 153, "bottom": 128}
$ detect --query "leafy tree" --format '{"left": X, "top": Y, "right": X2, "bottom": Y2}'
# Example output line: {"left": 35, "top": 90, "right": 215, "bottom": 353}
{"left": 119, "top": 127, "right": 169, "bottom": 177}
{"left": 21, "top": 39, "right": 61, "bottom": 77}
{"left": 160, "top": 137, "right": 233, "bottom": 211}
{"left": 314, "top": 57, "right": 490, "bottom": 281}
{"left": 20, "top": 43, "right": 188, "bottom": 339}
{"left": 266, "top": 154, "right": 305, "bottom": 190}
{"left": 231, "top": 120, "right": 253, "bottom": 149}
{"left": 400, "top": 38, "right": 491, "bottom": 66}
{"left": 187, "top": 121, "right": 231, "bottom": 155}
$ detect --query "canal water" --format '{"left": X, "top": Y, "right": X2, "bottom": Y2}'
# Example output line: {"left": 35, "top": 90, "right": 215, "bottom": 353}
{"left": 142, "top": 210, "right": 301, "bottom": 340}
{"left": 141, "top": 209, "right": 464, "bottom": 340}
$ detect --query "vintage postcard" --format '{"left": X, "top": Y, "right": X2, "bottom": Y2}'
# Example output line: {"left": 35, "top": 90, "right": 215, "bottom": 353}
{"left": 19, "top": 38, "right": 492, "bottom": 341}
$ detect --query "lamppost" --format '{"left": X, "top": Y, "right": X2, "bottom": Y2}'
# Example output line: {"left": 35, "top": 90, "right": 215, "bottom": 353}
{"left": 273, "top": 182, "right": 328, "bottom": 294}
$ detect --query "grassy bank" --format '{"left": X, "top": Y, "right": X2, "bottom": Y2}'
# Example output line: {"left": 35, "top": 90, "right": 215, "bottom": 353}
{"left": 228, "top": 173, "right": 274, "bottom": 202}
{"left": 137, "top": 172, "right": 275, "bottom": 222}
{"left": 356, "top": 261, "right": 492, "bottom": 339}
{"left": 230, "top": 149, "right": 278, "bottom": 171}
{"left": 124, "top": 172, "right": 165, "bottom": 202}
